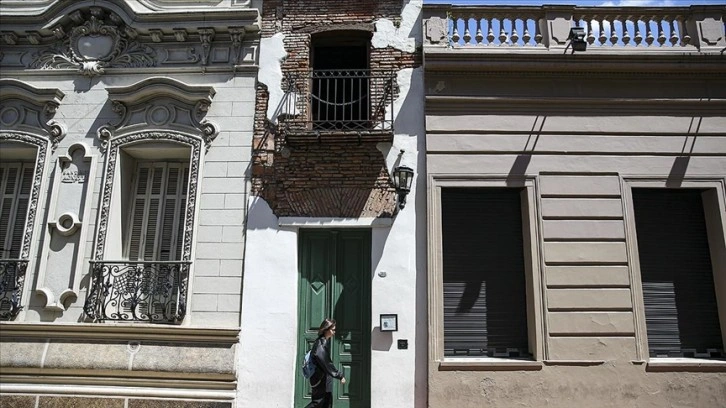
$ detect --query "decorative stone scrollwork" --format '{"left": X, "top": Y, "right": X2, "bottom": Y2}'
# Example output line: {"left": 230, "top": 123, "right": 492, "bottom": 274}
{"left": 198, "top": 28, "right": 215, "bottom": 66}
{"left": 229, "top": 27, "right": 246, "bottom": 65}
{"left": 29, "top": 6, "right": 156, "bottom": 76}
{"left": 0, "top": 79, "right": 66, "bottom": 150}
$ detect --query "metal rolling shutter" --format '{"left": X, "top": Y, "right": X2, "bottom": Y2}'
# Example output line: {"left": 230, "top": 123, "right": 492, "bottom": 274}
{"left": 633, "top": 189, "right": 724, "bottom": 358}
{"left": 441, "top": 188, "right": 530, "bottom": 358}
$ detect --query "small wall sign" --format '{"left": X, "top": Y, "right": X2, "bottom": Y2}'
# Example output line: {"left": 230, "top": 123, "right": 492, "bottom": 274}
{"left": 380, "top": 314, "right": 398, "bottom": 332}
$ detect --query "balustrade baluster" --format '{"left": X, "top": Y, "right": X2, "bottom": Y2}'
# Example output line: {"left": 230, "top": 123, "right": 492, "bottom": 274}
{"left": 522, "top": 16, "right": 531, "bottom": 46}
{"left": 645, "top": 17, "right": 655, "bottom": 46}
{"left": 475, "top": 19, "right": 484, "bottom": 45}
{"left": 534, "top": 17, "right": 543, "bottom": 46}
{"left": 598, "top": 17, "right": 608, "bottom": 45}
{"left": 677, "top": 16, "right": 691, "bottom": 46}
{"left": 463, "top": 16, "right": 472, "bottom": 44}
{"left": 498, "top": 18, "right": 508, "bottom": 45}
{"left": 634, "top": 17, "right": 643, "bottom": 46}
{"left": 486, "top": 23, "right": 495, "bottom": 45}
{"left": 622, "top": 16, "right": 632, "bottom": 46}
{"left": 669, "top": 18, "right": 679, "bottom": 46}
{"left": 451, "top": 15, "right": 461, "bottom": 44}
{"left": 511, "top": 18, "right": 520, "bottom": 45}
{"left": 610, "top": 17, "right": 619, "bottom": 46}
{"left": 657, "top": 17, "right": 667, "bottom": 46}
{"left": 586, "top": 18, "right": 596, "bottom": 45}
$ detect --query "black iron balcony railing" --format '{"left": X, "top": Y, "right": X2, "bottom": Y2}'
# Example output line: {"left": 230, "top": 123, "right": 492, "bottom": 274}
{"left": 280, "top": 69, "right": 396, "bottom": 142}
{"left": 0, "top": 259, "right": 28, "bottom": 320}
{"left": 84, "top": 260, "right": 190, "bottom": 323}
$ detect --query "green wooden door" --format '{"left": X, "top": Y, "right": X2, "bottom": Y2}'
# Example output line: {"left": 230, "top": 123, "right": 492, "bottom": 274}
{"left": 296, "top": 229, "right": 371, "bottom": 408}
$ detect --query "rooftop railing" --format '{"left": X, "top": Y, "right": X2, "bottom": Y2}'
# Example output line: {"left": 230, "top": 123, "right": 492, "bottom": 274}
{"left": 423, "top": 5, "right": 725, "bottom": 52}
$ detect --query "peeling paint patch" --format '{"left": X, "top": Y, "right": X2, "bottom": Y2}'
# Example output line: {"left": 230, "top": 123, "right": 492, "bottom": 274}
{"left": 371, "top": 1, "right": 422, "bottom": 52}
{"left": 258, "top": 33, "right": 288, "bottom": 123}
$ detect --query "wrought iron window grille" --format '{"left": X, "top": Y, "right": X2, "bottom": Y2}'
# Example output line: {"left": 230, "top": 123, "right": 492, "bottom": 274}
{"left": 84, "top": 260, "right": 191, "bottom": 324}
{"left": 0, "top": 259, "right": 28, "bottom": 320}
{"left": 280, "top": 69, "right": 396, "bottom": 143}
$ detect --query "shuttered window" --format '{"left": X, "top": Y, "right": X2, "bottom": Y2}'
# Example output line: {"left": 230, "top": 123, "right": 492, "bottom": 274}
{"left": 441, "top": 188, "right": 530, "bottom": 358}
{"left": 0, "top": 163, "right": 34, "bottom": 259}
{"left": 633, "top": 188, "right": 725, "bottom": 359}
{"left": 126, "top": 162, "right": 189, "bottom": 262}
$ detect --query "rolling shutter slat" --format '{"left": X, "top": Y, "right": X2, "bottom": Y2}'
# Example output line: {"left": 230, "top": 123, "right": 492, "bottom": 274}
{"left": 442, "top": 188, "right": 530, "bottom": 358}
{"left": 633, "top": 189, "right": 724, "bottom": 358}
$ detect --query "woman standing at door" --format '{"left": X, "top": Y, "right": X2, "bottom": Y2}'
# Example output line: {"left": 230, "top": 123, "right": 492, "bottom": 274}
{"left": 306, "top": 318, "right": 346, "bottom": 408}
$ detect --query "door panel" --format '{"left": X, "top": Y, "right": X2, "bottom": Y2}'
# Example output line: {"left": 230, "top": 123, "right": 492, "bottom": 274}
{"left": 296, "top": 229, "right": 371, "bottom": 408}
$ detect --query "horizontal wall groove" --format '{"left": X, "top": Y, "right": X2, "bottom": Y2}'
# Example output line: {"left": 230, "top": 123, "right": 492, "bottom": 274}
{"left": 542, "top": 216, "right": 624, "bottom": 220}
{"left": 547, "top": 307, "right": 634, "bottom": 312}
{"left": 426, "top": 130, "right": 726, "bottom": 137}
{"left": 426, "top": 151, "right": 726, "bottom": 157}
{"left": 543, "top": 238, "right": 626, "bottom": 243}
{"left": 546, "top": 284, "right": 632, "bottom": 289}
{"left": 545, "top": 262, "right": 629, "bottom": 266}
{"left": 548, "top": 333, "right": 635, "bottom": 338}
{"left": 540, "top": 195, "right": 622, "bottom": 199}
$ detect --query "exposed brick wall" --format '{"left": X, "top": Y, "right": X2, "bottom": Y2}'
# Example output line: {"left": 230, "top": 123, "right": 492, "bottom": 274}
{"left": 252, "top": 0, "right": 421, "bottom": 218}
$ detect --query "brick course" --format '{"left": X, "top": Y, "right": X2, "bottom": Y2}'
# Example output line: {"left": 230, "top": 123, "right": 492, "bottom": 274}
{"left": 252, "top": 0, "right": 421, "bottom": 218}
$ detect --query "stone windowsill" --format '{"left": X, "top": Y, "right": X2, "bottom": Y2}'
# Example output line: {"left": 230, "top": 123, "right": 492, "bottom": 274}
{"left": 439, "top": 357, "right": 543, "bottom": 371}
{"left": 645, "top": 358, "right": 726, "bottom": 372}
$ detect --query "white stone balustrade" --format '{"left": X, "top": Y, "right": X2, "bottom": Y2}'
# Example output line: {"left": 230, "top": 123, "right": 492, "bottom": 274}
{"left": 423, "top": 5, "right": 726, "bottom": 52}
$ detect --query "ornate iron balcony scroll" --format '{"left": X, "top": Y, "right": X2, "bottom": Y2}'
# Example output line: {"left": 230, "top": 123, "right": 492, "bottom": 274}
{"left": 84, "top": 260, "right": 190, "bottom": 323}
{"left": 0, "top": 260, "right": 29, "bottom": 320}
{"left": 280, "top": 69, "right": 396, "bottom": 143}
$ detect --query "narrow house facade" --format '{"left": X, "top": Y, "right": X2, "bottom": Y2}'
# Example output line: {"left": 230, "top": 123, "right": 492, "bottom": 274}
{"left": 239, "top": 1, "right": 427, "bottom": 407}
{"left": 423, "top": 4, "right": 726, "bottom": 408}
{"left": 0, "top": 1, "right": 259, "bottom": 406}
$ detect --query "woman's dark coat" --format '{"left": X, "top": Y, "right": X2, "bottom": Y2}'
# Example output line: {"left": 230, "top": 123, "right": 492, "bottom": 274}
{"left": 310, "top": 336, "right": 344, "bottom": 393}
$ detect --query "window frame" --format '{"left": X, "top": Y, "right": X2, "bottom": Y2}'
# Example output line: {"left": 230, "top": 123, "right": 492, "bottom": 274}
{"left": 623, "top": 177, "right": 726, "bottom": 370}
{"left": 428, "top": 176, "right": 545, "bottom": 369}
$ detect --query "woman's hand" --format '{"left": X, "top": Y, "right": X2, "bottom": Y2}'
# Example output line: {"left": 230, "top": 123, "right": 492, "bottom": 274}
{"left": 341, "top": 377, "right": 346, "bottom": 384}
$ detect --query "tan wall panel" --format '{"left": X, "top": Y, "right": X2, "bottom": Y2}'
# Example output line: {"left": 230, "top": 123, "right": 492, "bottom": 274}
{"left": 425, "top": 114, "right": 712, "bottom": 134}
{"left": 548, "top": 336, "right": 637, "bottom": 360}
{"left": 544, "top": 242, "right": 628, "bottom": 263}
{"left": 546, "top": 266, "right": 631, "bottom": 287}
{"left": 426, "top": 155, "right": 726, "bottom": 177}
{"left": 540, "top": 176, "right": 621, "bottom": 197}
{"left": 543, "top": 220, "right": 625, "bottom": 240}
{"left": 547, "top": 288, "right": 633, "bottom": 310}
{"left": 426, "top": 134, "right": 726, "bottom": 155}
{"left": 541, "top": 198, "right": 623, "bottom": 218}
{"left": 549, "top": 312, "right": 635, "bottom": 335}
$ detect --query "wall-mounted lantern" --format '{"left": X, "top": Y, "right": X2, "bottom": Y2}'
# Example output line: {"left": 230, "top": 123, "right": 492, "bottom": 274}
{"left": 568, "top": 26, "right": 587, "bottom": 52}
{"left": 393, "top": 165, "right": 414, "bottom": 210}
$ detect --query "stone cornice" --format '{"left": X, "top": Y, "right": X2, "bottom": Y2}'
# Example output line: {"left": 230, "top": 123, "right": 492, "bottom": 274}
{"left": 0, "top": 322, "right": 240, "bottom": 344}
{"left": 423, "top": 49, "right": 726, "bottom": 75}
{"left": 0, "top": 0, "right": 259, "bottom": 33}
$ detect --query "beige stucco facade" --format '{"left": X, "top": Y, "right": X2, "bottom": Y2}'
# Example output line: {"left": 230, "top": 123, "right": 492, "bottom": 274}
{"left": 423, "top": 4, "right": 726, "bottom": 408}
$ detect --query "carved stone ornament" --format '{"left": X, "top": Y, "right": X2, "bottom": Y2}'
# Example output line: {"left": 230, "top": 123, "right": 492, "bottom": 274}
{"left": 0, "top": 79, "right": 66, "bottom": 149}
{"left": 94, "top": 131, "right": 201, "bottom": 262}
{"left": 98, "top": 77, "right": 218, "bottom": 151}
{"left": 30, "top": 6, "right": 156, "bottom": 76}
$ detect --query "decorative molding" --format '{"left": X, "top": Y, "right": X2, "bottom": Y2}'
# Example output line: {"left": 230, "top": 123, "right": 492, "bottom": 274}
{"left": 94, "top": 131, "right": 202, "bottom": 263}
{"left": 229, "top": 27, "right": 245, "bottom": 65}
{"left": 198, "top": 28, "right": 215, "bottom": 66}
{"left": 29, "top": 7, "right": 156, "bottom": 76}
{"left": 0, "top": 79, "right": 66, "bottom": 148}
{"left": 36, "top": 142, "right": 97, "bottom": 312}
{"left": 100, "top": 77, "right": 217, "bottom": 143}
{"left": 0, "top": 132, "right": 48, "bottom": 262}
